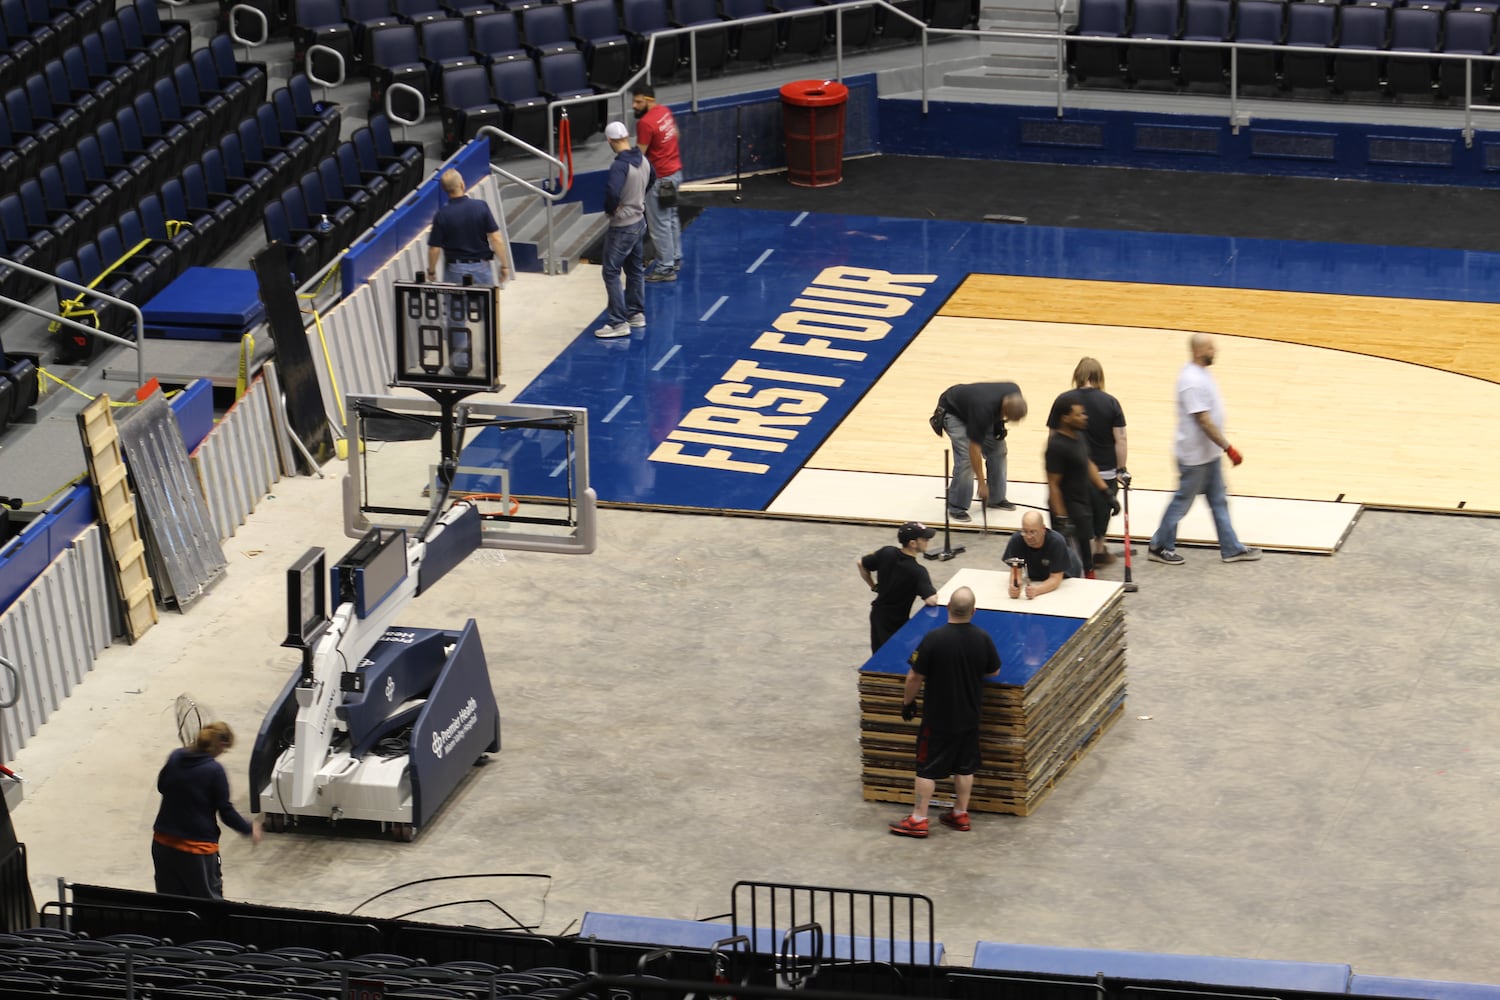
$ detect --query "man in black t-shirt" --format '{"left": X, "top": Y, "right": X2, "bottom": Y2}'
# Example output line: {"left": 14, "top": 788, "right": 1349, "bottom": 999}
{"left": 1046, "top": 401, "right": 1110, "bottom": 579}
{"left": 858, "top": 522, "right": 939, "bottom": 653}
{"left": 1046, "top": 358, "right": 1128, "bottom": 566}
{"left": 889, "top": 587, "right": 1001, "bottom": 839}
{"left": 1002, "top": 510, "right": 1077, "bottom": 598}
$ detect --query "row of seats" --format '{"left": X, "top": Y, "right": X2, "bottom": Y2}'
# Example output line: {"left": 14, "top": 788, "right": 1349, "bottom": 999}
{"left": 41, "top": 76, "right": 344, "bottom": 361}
{"left": 0, "top": 333, "right": 38, "bottom": 436}
{"left": 0, "top": 30, "right": 269, "bottom": 303}
{"left": 438, "top": 49, "right": 600, "bottom": 153}
{"left": 283, "top": 0, "right": 953, "bottom": 111}
{"left": 1069, "top": 0, "right": 1500, "bottom": 95}
{"left": 262, "top": 118, "right": 426, "bottom": 281}
{"left": 0, "top": 930, "right": 589, "bottom": 1000}
{"left": 0, "top": 0, "right": 145, "bottom": 94}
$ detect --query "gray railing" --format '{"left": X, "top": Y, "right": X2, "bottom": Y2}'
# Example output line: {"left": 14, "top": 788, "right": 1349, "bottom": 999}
{"left": 0, "top": 257, "right": 147, "bottom": 388}
{"left": 477, "top": 125, "right": 577, "bottom": 275}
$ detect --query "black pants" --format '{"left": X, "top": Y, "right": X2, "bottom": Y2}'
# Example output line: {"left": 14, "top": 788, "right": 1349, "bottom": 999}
{"left": 1091, "top": 480, "right": 1119, "bottom": 542}
{"left": 1056, "top": 503, "right": 1094, "bottom": 574}
{"left": 870, "top": 606, "right": 909, "bottom": 653}
{"left": 152, "top": 840, "right": 224, "bottom": 899}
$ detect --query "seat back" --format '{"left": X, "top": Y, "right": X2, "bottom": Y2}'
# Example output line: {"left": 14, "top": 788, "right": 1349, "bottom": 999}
{"left": 572, "top": 0, "right": 622, "bottom": 40}
{"left": 37, "top": 164, "right": 68, "bottom": 211}
{"left": 1180, "top": 0, "right": 1229, "bottom": 39}
{"left": 1441, "top": 8, "right": 1495, "bottom": 52}
{"left": 622, "top": 0, "right": 670, "bottom": 30}
{"left": 488, "top": 57, "right": 539, "bottom": 101}
{"left": 470, "top": 10, "right": 522, "bottom": 57}
{"left": 317, "top": 156, "right": 348, "bottom": 201}
{"left": 58, "top": 148, "right": 90, "bottom": 195}
{"left": 299, "top": 171, "right": 331, "bottom": 217}
{"left": 18, "top": 179, "right": 50, "bottom": 228}
{"left": 671, "top": 0, "right": 717, "bottom": 24}
{"left": 1338, "top": 5, "right": 1388, "bottom": 48}
{"left": 295, "top": 0, "right": 342, "bottom": 29}
{"left": 160, "top": 177, "right": 190, "bottom": 218}
{"left": 519, "top": 3, "right": 572, "bottom": 46}
{"left": 0, "top": 196, "right": 27, "bottom": 245}
{"left": 442, "top": 62, "right": 491, "bottom": 106}
{"left": 1130, "top": 0, "right": 1177, "bottom": 37}
{"left": 137, "top": 193, "right": 169, "bottom": 239}
{"left": 280, "top": 185, "right": 313, "bottom": 228}
{"left": 1389, "top": 6, "right": 1439, "bottom": 50}
{"left": 538, "top": 46, "right": 588, "bottom": 92}
{"left": 1074, "top": 0, "right": 1125, "bottom": 35}
{"left": 1234, "top": 0, "right": 1284, "bottom": 43}
{"left": 132, "top": 90, "right": 167, "bottom": 136}
{"left": 1285, "top": 2, "right": 1335, "bottom": 45}
{"left": 263, "top": 197, "right": 293, "bottom": 242}
{"left": 371, "top": 21, "right": 420, "bottom": 63}
{"left": 420, "top": 16, "right": 469, "bottom": 60}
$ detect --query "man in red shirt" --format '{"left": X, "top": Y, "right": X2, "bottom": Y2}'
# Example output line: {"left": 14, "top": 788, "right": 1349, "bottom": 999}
{"left": 632, "top": 83, "right": 683, "bottom": 282}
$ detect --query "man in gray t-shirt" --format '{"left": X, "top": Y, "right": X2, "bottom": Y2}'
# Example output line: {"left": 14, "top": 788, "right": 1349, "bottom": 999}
{"left": 595, "top": 121, "right": 654, "bottom": 340}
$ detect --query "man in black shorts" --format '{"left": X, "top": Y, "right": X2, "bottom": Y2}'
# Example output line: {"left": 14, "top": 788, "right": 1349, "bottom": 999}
{"left": 858, "top": 522, "right": 939, "bottom": 653}
{"left": 1002, "top": 510, "right": 1078, "bottom": 599}
{"left": 889, "top": 586, "right": 1001, "bottom": 838}
{"left": 1046, "top": 400, "right": 1112, "bottom": 580}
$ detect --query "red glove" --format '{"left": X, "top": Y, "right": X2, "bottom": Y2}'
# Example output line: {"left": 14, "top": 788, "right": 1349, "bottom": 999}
{"left": 1225, "top": 445, "right": 1243, "bottom": 467}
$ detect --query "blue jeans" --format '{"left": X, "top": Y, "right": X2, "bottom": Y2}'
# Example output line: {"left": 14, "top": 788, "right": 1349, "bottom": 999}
{"left": 645, "top": 170, "right": 681, "bottom": 269}
{"left": 601, "top": 220, "right": 647, "bottom": 325}
{"left": 444, "top": 260, "right": 494, "bottom": 286}
{"left": 943, "top": 412, "right": 1006, "bottom": 514}
{"left": 1150, "top": 457, "right": 1245, "bottom": 556}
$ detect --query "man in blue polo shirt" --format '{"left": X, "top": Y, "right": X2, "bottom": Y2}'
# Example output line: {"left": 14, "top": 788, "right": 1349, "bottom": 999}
{"left": 427, "top": 170, "right": 510, "bottom": 286}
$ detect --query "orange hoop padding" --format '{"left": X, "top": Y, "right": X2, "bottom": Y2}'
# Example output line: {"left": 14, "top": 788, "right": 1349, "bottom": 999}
{"left": 460, "top": 494, "right": 521, "bottom": 516}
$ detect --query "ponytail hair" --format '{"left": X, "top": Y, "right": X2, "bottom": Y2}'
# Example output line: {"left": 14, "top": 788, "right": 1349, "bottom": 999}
{"left": 194, "top": 721, "right": 235, "bottom": 754}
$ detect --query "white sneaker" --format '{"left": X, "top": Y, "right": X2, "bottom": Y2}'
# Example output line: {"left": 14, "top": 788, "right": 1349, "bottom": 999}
{"left": 1222, "top": 547, "right": 1263, "bottom": 563}
{"left": 594, "top": 322, "right": 630, "bottom": 339}
{"left": 627, "top": 313, "right": 646, "bottom": 328}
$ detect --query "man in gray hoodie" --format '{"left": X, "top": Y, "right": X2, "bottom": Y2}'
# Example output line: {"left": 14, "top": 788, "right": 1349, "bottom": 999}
{"left": 597, "top": 120, "right": 655, "bottom": 339}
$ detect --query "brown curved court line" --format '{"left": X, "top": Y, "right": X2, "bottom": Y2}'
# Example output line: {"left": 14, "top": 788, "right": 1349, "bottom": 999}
{"left": 939, "top": 275, "right": 1500, "bottom": 386}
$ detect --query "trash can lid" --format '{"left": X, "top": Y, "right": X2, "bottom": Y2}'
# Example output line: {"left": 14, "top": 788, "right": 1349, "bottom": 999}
{"left": 780, "top": 79, "right": 850, "bottom": 106}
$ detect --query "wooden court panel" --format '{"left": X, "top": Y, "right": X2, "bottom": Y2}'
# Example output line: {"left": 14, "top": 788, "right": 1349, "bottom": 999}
{"left": 809, "top": 278, "right": 1500, "bottom": 515}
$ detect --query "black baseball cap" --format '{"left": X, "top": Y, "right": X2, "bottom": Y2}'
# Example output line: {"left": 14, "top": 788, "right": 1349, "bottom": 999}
{"left": 898, "top": 522, "right": 936, "bottom": 544}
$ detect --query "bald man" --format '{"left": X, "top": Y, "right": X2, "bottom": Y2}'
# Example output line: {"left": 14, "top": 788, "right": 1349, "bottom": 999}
{"left": 427, "top": 169, "right": 509, "bottom": 286}
{"left": 1001, "top": 511, "right": 1076, "bottom": 599}
{"left": 1148, "top": 334, "right": 1261, "bottom": 566}
{"left": 889, "top": 586, "right": 1001, "bottom": 839}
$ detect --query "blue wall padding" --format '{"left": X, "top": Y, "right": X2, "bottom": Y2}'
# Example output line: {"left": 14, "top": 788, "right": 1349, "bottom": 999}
{"left": 971, "top": 941, "right": 1352, "bottom": 993}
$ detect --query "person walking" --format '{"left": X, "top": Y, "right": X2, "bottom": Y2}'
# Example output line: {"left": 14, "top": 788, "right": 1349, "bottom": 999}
{"left": 151, "top": 722, "right": 261, "bottom": 899}
{"left": 888, "top": 586, "right": 1001, "bottom": 838}
{"left": 426, "top": 169, "right": 510, "bottom": 286}
{"left": 858, "top": 521, "right": 940, "bottom": 653}
{"left": 1148, "top": 333, "right": 1262, "bottom": 566}
{"left": 596, "top": 121, "right": 654, "bottom": 339}
{"left": 931, "top": 382, "right": 1027, "bottom": 522}
{"left": 1046, "top": 397, "right": 1112, "bottom": 579}
{"left": 1046, "top": 358, "right": 1128, "bottom": 566}
{"left": 632, "top": 83, "right": 683, "bottom": 283}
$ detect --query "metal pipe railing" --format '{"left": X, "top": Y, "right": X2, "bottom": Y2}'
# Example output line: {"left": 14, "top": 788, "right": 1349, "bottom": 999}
{"left": 0, "top": 257, "right": 147, "bottom": 389}
{"left": 476, "top": 125, "right": 577, "bottom": 276}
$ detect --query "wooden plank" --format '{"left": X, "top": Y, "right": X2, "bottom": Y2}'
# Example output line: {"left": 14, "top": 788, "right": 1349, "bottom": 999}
{"left": 76, "top": 395, "right": 157, "bottom": 644}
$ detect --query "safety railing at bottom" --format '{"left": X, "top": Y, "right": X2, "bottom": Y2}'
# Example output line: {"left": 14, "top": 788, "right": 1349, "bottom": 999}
{"left": 478, "top": 124, "right": 578, "bottom": 276}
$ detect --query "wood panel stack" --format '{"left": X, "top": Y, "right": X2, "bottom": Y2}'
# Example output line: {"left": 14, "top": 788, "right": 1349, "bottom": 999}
{"left": 858, "top": 571, "right": 1127, "bottom": 816}
{"left": 76, "top": 395, "right": 157, "bottom": 643}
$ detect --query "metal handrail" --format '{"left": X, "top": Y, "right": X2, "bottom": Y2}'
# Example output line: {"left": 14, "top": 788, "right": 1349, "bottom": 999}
{"left": 385, "top": 81, "right": 426, "bottom": 140}
{"left": 305, "top": 42, "right": 347, "bottom": 101}
{"left": 0, "top": 256, "right": 146, "bottom": 389}
{"left": 227, "top": 1, "right": 268, "bottom": 60}
{"left": 476, "top": 125, "right": 576, "bottom": 275}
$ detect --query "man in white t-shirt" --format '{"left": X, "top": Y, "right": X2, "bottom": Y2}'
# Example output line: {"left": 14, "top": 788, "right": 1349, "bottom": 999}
{"left": 1147, "top": 334, "right": 1262, "bottom": 566}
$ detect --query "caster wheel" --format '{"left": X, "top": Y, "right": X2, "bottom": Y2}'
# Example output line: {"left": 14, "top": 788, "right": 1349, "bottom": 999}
{"left": 265, "top": 812, "right": 287, "bottom": 833}
{"left": 391, "top": 823, "right": 415, "bottom": 842}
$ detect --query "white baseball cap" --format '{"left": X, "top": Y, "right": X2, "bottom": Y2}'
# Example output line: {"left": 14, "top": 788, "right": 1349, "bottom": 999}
{"left": 604, "top": 121, "right": 630, "bottom": 141}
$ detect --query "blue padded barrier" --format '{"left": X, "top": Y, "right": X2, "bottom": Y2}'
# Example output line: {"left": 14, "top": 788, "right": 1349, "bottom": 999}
{"left": 0, "top": 484, "right": 96, "bottom": 615}
{"left": 1350, "top": 976, "right": 1500, "bottom": 1000}
{"left": 340, "top": 139, "right": 491, "bottom": 298}
{"left": 580, "top": 912, "right": 944, "bottom": 964}
{"left": 171, "top": 378, "right": 214, "bottom": 453}
{"left": 970, "top": 942, "right": 1350, "bottom": 993}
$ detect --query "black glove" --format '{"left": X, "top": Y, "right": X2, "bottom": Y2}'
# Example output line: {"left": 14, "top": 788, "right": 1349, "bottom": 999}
{"left": 1054, "top": 514, "right": 1074, "bottom": 538}
{"left": 1103, "top": 490, "right": 1121, "bottom": 516}
{"left": 901, "top": 701, "right": 918, "bottom": 721}
{"left": 1117, "top": 467, "right": 1131, "bottom": 488}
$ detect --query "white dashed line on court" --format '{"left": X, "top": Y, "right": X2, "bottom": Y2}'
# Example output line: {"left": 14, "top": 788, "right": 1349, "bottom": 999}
{"left": 747, "top": 249, "right": 774, "bottom": 273}
{"left": 791, "top": 212, "right": 808, "bottom": 227}
{"left": 602, "top": 395, "right": 633, "bottom": 423}
{"left": 700, "top": 296, "right": 728, "bottom": 322}
{"left": 651, "top": 344, "right": 681, "bottom": 371}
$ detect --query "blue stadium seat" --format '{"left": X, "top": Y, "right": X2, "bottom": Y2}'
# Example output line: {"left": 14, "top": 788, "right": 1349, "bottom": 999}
{"left": 160, "top": 173, "right": 226, "bottom": 258}
{"left": 1177, "top": 0, "right": 1230, "bottom": 87}
{"left": 293, "top": 0, "right": 356, "bottom": 68}
{"left": 568, "top": 0, "right": 630, "bottom": 88}
{"left": 485, "top": 58, "right": 546, "bottom": 151}
{"left": 59, "top": 148, "right": 118, "bottom": 227}
{"left": 336, "top": 141, "right": 393, "bottom": 215}
{"left": 42, "top": 55, "right": 99, "bottom": 129}
{"left": 38, "top": 163, "right": 98, "bottom": 244}
{"left": 1125, "top": 0, "right": 1179, "bottom": 85}
{"left": 392, "top": 0, "right": 445, "bottom": 25}
{"left": 298, "top": 169, "right": 356, "bottom": 246}
{"left": 368, "top": 22, "right": 428, "bottom": 109}
{"left": 468, "top": 10, "right": 527, "bottom": 65}
{"left": 1233, "top": 0, "right": 1284, "bottom": 87}
{"left": 316, "top": 154, "right": 375, "bottom": 232}
{"left": 518, "top": 3, "right": 578, "bottom": 57}
{"left": 60, "top": 42, "right": 115, "bottom": 118}
{"left": 623, "top": 0, "right": 682, "bottom": 74}
{"left": 1068, "top": 0, "right": 1127, "bottom": 83}
{"left": 1436, "top": 7, "right": 1494, "bottom": 98}
{"left": 172, "top": 61, "right": 232, "bottom": 138}
{"left": 439, "top": 62, "right": 502, "bottom": 154}
{"left": 1281, "top": 1, "right": 1336, "bottom": 90}
{"left": 344, "top": 0, "right": 400, "bottom": 69}
{"left": 768, "top": 0, "right": 828, "bottom": 58}
{"left": 1333, "top": 4, "right": 1388, "bottom": 93}
{"left": 536, "top": 47, "right": 600, "bottom": 136}
{"left": 670, "top": 0, "right": 727, "bottom": 74}
{"left": 368, "top": 111, "right": 423, "bottom": 187}
{"left": 419, "top": 16, "right": 479, "bottom": 95}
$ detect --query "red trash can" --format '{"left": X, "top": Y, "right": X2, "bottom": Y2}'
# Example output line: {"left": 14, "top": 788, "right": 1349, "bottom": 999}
{"left": 780, "top": 79, "right": 849, "bottom": 188}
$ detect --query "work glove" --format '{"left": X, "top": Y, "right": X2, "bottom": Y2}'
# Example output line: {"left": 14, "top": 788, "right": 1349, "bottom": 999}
{"left": 1225, "top": 446, "right": 1243, "bottom": 467}
{"left": 901, "top": 701, "right": 919, "bottom": 722}
{"left": 1117, "top": 467, "right": 1131, "bottom": 488}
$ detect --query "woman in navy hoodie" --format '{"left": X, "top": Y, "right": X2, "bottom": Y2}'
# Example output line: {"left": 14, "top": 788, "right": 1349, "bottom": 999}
{"left": 151, "top": 722, "right": 262, "bottom": 898}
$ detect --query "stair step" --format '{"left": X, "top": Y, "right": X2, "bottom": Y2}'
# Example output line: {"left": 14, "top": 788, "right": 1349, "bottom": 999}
{"left": 982, "top": 52, "right": 1063, "bottom": 70}
{"left": 943, "top": 69, "right": 1062, "bottom": 91}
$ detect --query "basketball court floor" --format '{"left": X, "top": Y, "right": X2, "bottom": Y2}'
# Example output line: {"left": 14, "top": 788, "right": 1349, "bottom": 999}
{"left": 477, "top": 206, "right": 1500, "bottom": 555}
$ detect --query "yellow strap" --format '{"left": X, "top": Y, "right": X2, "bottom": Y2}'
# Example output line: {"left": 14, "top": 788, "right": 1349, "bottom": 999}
{"left": 165, "top": 218, "right": 192, "bottom": 237}
{"left": 14, "top": 473, "right": 89, "bottom": 509}
{"left": 36, "top": 367, "right": 180, "bottom": 407}
{"left": 307, "top": 307, "right": 345, "bottom": 425}
{"left": 236, "top": 331, "right": 254, "bottom": 402}
{"left": 48, "top": 237, "right": 156, "bottom": 334}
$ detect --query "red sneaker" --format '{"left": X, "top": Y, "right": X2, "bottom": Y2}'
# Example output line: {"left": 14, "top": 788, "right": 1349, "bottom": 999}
{"left": 888, "top": 816, "right": 929, "bottom": 838}
{"left": 939, "top": 810, "right": 971, "bottom": 832}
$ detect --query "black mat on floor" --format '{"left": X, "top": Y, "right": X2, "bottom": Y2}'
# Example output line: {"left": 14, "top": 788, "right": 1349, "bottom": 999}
{"left": 687, "top": 155, "right": 1500, "bottom": 253}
